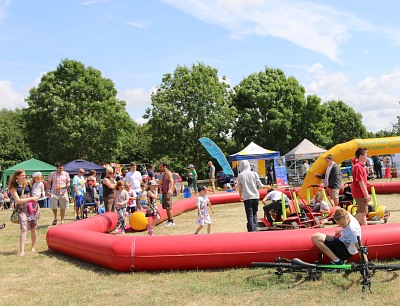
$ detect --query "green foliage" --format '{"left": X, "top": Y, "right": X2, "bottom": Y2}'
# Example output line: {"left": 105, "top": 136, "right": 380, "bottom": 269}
{"left": 23, "top": 59, "right": 133, "bottom": 164}
{"left": 144, "top": 62, "right": 236, "bottom": 178}
{"left": 231, "top": 67, "right": 324, "bottom": 154}
{"left": 324, "top": 100, "right": 368, "bottom": 145}
{"left": 0, "top": 108, "right": 32, "bottom": 173}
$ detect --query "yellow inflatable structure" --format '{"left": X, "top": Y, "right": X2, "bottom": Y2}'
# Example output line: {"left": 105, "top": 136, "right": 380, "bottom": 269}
{"left": 300, "top": 136, "right": 400, "bottom": 198}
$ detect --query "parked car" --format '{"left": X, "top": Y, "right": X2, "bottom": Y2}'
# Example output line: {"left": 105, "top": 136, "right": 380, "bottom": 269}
{"left": 216, "top": 171, "right": 234, "bottom": 188}
{"left": 155, "top": 172, "right": 183, "bottom": 183}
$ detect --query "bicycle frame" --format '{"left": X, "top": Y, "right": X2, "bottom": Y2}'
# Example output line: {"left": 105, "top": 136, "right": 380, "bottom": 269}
{"left": 253, "top": 236, "right": 376, "bottom": 292}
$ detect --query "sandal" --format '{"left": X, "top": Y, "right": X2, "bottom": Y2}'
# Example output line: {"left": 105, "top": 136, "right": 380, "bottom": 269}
{"left": 52, "top": 220, "right": 57, "bottom": 226}
{"left": 0, "top": 223, "right": 5, "bottom": 230}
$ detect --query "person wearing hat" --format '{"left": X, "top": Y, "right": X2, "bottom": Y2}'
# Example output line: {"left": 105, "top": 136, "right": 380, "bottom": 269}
{"left": 29, "top": 171, "right": 45, "bottom": 221}
{"left": 188, "top": 164, "right": 198, "bottom": 195}
{"left": 146, "top": 180, "right": 160, "bottom": 236}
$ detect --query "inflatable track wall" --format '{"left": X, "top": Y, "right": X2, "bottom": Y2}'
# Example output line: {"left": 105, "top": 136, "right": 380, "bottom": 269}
{"left": 47, "top": 191, "right": 400, "bottom": 272}
{"left": 300, "top": 136, "right": 400, "bottom": 198}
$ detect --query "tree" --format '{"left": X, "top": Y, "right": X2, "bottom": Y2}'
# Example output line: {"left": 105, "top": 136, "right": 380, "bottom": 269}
{"left": 0, "top": 108, "right": 32, "bottom": 175}
{"left": 291, "top": 95, "right": 333, "bottom": 149}
{"left": 324, "top": 100, "right": 368, "bottom": 145}
{"left": 23, "top": 59, "right": 133, "bottom": 164}
{"left": 231, "top": 67, "right": 311, "bottom": 154}
{"left": 144, "top": 63, "right": 236, "bottom": 177}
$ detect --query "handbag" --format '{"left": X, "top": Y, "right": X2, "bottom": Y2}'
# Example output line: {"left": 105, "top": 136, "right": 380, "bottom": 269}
{"left": 10, "top": 187, "right": 24, "bottom": 224}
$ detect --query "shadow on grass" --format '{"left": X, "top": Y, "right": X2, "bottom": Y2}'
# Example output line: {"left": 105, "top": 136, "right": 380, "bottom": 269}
{"left": 39, "top": 248, "right": 117, "bottom": 275}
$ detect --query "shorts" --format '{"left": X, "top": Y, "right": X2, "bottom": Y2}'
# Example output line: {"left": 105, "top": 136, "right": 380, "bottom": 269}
{"left": 162, "top": 193, "right": 172, "bottom": 210}
{"left": 324, "top": 235, "right": 353, "bottom": 261}
{"left": 328, "top": 188, "right": 340, "bottom": 200}
{"left": 127, "top": 206, "right": 137, "bottom": 214}
{"left": 196, "top": 214, "right": 211, "bottom": 225}
{"left": 50, "top": 193, "right": 69, "bottom": 209}
{"left": 355, "top": 197, "right": 368, "bottom": 213}
{"left": 75, "top": 195, "right": 84, "bottom": 208}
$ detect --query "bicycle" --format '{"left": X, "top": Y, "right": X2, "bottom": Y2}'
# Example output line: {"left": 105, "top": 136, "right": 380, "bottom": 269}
{"left": 252, "top": 237, "right": 400, "bottom": 292}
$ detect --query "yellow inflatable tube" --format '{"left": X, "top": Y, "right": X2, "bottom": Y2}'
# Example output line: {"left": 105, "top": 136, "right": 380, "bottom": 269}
{"left": 300, "top": 136, "right": 400, "bottom": 198}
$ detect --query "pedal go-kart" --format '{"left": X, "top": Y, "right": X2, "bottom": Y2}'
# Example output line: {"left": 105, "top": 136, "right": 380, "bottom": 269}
{"left": 339, "top": 182, "right": 390, "bottom": 224}
{"left": 257, "top": 189, "right": 324, "bottom": 231}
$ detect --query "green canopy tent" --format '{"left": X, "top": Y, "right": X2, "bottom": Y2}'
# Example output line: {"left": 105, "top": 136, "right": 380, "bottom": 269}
{"left": 1, "top": 158, "right": 56, "bottom": 189}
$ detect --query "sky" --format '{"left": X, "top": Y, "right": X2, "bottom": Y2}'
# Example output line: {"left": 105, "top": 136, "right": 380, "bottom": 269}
{"left": 1, "top": 0, "right": 400, "bottom": 133}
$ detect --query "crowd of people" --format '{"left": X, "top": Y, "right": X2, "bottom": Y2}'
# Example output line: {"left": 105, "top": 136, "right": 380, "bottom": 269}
{"left": 1, "top": 152, "right": 395, "bottom": 262}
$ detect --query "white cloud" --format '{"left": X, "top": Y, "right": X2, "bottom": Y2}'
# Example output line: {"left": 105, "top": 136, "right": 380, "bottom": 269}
{"left": 117, "top": 87, "right": 154, "bottom": 124}
{"left": 81, "top": 0, "right": 110, "bottom": 6}
{"left": 0, "top": 80, "right": 28, "bottom": 109}
{"left": 126, "top": 20, "right": 150, "bottom": 29}
{"left": 162, "top": 0, "right": 400, "bottom": 62}
{"left": 302, "top": 64, "right": 400, "bottom": 132}
{"left": 0, "top": 0, "right": 10, "bottom": 22}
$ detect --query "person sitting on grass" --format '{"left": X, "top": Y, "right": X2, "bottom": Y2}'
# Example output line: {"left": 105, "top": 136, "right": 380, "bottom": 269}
{"left": 311, "top": 208, "right": 363, "bottom": 265}
{"left": 261, "top": 189, "right": 289, "bottom": 226}
{"left": 310, "top": 192, "right": 330, "bottom": 215}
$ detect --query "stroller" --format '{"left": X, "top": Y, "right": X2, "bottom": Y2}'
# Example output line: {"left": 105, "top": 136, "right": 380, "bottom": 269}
{"left": 81, "top": 191, "right": 98, "bottom": 219}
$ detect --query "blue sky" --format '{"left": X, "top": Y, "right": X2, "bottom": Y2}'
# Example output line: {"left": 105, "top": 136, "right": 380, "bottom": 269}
{"left": 1, "top": 0, "right": 400, "bottom": 133}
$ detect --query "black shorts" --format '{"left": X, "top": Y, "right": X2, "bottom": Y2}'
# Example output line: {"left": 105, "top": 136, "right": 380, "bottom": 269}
{"left": 324, "top": 235, "right": 353, "bottom": 261}
{"left": 127, "top": 206, "right": 137, "bottom": 214}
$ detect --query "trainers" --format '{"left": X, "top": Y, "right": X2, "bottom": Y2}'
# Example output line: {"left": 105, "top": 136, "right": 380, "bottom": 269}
{"left": 166, "top": 221, "right": 176, "bottom": 227}
{"left": 75, "top": 216, "right": 81, "bottom": 221}
{"left": 331, "top": 259, "right": 344, "bottom": 265}
{"left": 148, "top": 226, "right": 154, "bottom": 236}
{"left": 121, "top": 230, "right": 125, "bottom": 234}
{"left": 113, "top": 229, "right": 119, "bottom": 234}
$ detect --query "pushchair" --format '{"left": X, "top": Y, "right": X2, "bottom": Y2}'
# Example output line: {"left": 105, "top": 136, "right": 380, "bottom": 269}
{"left": 366, "top": 165, "right": 375, "bottom": 180}
{"left": 81, "top": 191, "right": 98, "bottom": 219}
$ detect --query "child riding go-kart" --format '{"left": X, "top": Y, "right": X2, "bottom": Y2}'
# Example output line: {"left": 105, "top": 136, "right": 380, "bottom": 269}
{"left": 257, "top": 188, "right": 324, "bottom": 231}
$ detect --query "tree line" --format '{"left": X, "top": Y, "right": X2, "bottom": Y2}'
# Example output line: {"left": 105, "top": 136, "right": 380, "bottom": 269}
{"left": 1, "top": 59, "right": 399, "bottom": 180}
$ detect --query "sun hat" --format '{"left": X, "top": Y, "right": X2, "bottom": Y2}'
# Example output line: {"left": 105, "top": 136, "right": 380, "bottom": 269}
{"left": 149, "top": 180, "right": 158, "bottom": 186}
{"left": 32, "top": 171, "right": 42, "bottom": 178}
{"left": 188, "top": 164, "right": 194, "bottom": 168}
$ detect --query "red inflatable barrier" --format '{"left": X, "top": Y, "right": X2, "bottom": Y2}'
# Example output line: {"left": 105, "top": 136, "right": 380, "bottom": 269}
{"left": 46, "top": 188, "right": 400, "bottom": 272}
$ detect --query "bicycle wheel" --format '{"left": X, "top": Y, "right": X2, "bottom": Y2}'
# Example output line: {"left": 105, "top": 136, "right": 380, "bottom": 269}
{"left": 369, "top": 263, "right": 400, "bottom": 271}
{"left": 252, "top": 262, "right": 293, "bottom": 269}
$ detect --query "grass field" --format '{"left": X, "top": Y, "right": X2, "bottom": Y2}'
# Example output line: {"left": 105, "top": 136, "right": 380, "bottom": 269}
{"left": 1, "top": 180, "right": 400, "bottom": 306}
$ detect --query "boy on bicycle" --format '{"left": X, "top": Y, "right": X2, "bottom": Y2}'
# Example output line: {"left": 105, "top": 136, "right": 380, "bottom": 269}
{"left": 311, "top": 208, "right": 362, "bottom": 264}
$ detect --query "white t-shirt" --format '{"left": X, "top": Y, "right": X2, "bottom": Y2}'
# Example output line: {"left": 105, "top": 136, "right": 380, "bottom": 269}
{"left": 31, "top": 182, "right": 44, "bottom": 197}
{"left": 124, "top": 171, "right": 142, "bottom": 192}
{"left": 339, "top": 212, "right": 361, "bottom": 255}
{"left": 265, "top": 190, "right": 288, "bottom": 202}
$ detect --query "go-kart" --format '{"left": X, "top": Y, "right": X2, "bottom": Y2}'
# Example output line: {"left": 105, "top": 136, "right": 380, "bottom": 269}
{"left": 257, "top": 188, "right": 324, "bottom": 231}
{"left": 341, "top": 184, "right": 390, "bottom": 224}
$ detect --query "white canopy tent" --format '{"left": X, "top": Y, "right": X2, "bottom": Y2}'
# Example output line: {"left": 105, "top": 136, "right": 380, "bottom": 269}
{"left": 285, "top": 139, "right": 327, "bottom": 161}
{"left": 284, "top": 139, "right": 327, "bottom": 183}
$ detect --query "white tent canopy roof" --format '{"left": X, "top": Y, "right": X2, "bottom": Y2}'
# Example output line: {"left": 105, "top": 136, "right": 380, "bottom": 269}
{"left": 284, "top": 139, "right": 326, "bottom": 161}
{"left": 228, "top": 142, "right": 280, "bottom": 161}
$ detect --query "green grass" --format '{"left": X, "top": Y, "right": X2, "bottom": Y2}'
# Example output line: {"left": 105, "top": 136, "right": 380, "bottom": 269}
{"left": 1, "top": 188, "right": 400, "bottom": 305}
